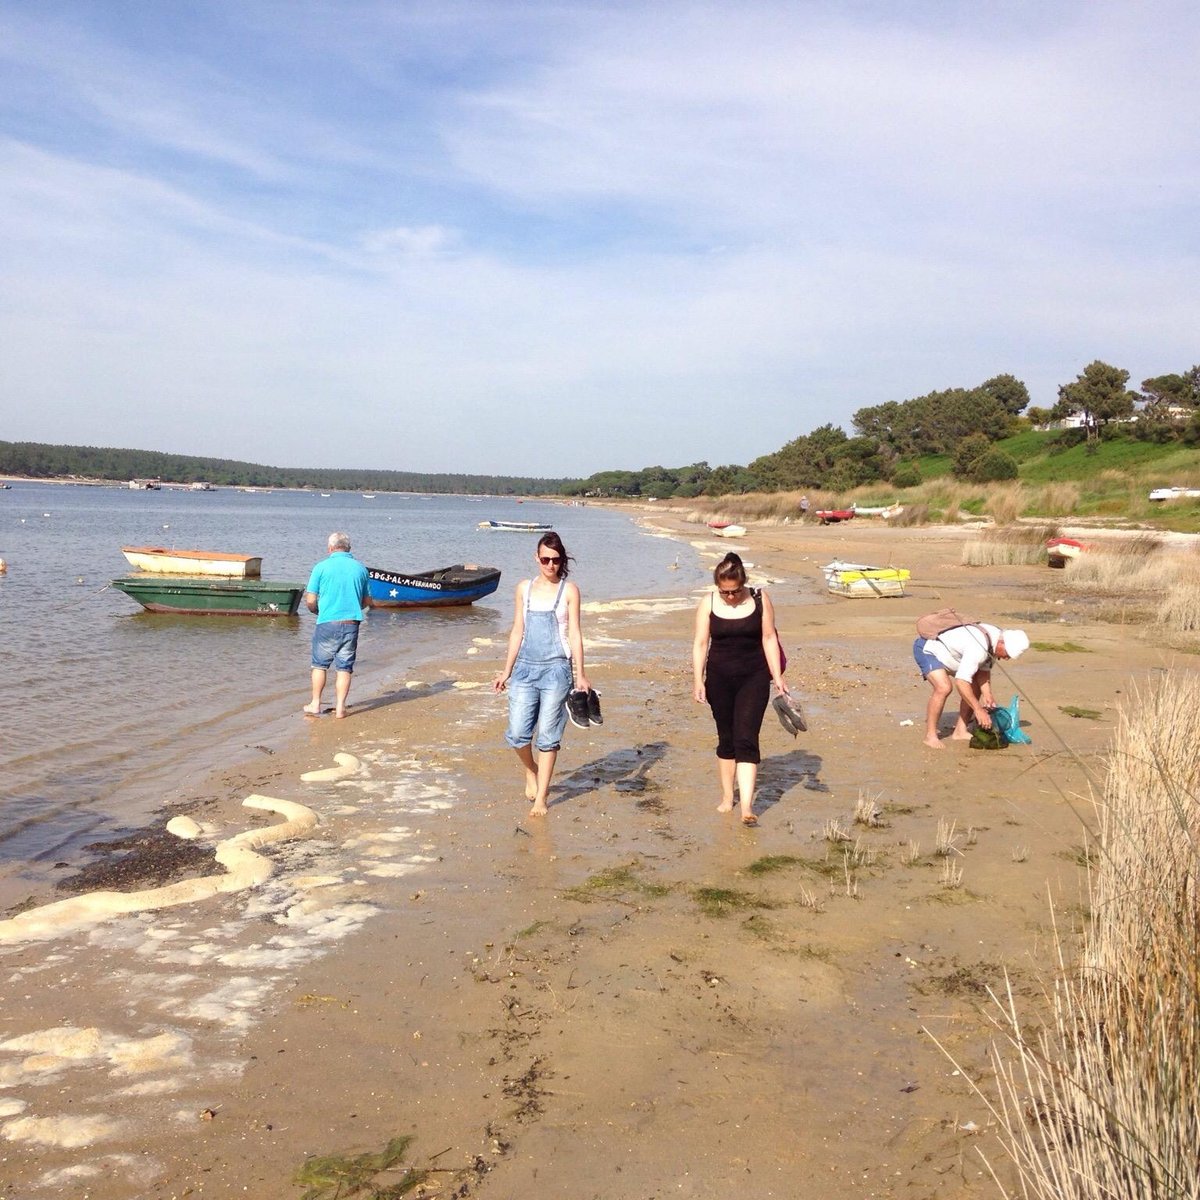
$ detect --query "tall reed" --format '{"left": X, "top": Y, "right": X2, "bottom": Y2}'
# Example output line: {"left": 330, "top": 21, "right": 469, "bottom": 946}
{"left": 1062, "top": 536, "right": 1165, "bottom": 593}
{"left": 961, "top": 525, "right": 1060, "bottom": 567}
{"left": 979, "top": 673, "right": 1200, "bottom": 1198}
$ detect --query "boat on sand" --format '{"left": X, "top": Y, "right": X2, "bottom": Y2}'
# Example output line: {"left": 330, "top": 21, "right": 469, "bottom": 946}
{"left": 821, "top": 560, "right": 910, "bottom": 598}
{"left": 815, "top": 509, "right": 855, "bottom": 525}
{"left": 121, "top": 546, "right": 263, "bottom": 577}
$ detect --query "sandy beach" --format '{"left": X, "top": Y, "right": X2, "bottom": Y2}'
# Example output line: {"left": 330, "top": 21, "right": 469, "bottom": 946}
{"left": 0, "top": 511, "right": 1159, "bottom": 1198}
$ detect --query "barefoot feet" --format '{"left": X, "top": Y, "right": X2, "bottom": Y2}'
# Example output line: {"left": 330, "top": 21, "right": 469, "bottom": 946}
{"left": 716, "top": 797, "right": 735, "bottom": 814}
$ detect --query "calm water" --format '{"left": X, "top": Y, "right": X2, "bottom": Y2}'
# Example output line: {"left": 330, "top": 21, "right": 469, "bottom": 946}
{"left": 0, "top": 484, "right": 706, "bottom": 901}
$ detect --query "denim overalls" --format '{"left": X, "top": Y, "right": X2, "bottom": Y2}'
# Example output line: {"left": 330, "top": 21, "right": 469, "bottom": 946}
{"left": 504, "top": 578, "right": 572, "bottom": 752}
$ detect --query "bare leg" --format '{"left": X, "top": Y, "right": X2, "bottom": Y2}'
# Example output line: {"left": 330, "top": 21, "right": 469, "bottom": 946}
{"left": 530, "top": 748, "right": 558, "bottom": 816}
{"left": 950, "top": 686, "right": 979, "bottom": 741}
{"left": 304, "top": 667, "right": 327, "bottom": 715}
{"left": 333, "top": 670, "right": 353, "bottom": 718}
{"left": 923, "top": 673, "right": 952, "bottom": 749}
{"left": 736, "top": 761, "right": 758, "bottom": 820}
{"left": 716, "top": 757, "right": 736, "bottom": 812}
{"left": 514, "top": 744, "right": 539, "bottom": 800}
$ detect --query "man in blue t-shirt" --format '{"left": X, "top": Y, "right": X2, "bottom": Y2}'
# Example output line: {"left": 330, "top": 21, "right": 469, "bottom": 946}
{"left": 303, "top": 532, "right": 372, "bottom": 718}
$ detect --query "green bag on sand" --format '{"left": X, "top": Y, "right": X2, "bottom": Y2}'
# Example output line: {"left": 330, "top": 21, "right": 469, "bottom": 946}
{"left": 969, "top": 725, "right": 1005, "bottom": 750}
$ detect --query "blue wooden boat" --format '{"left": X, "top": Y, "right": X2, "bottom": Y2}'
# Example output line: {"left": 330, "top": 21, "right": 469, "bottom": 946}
{"left": 366, "top": 562, "right": 501, "bottom": 609}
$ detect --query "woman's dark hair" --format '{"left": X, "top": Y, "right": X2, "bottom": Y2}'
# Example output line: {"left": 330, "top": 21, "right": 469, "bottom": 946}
{"left": 537, "top": 530, "right": 572, "bottom": 578}
{"left": 713, "top": 552, "right": 746, "bottom": 587}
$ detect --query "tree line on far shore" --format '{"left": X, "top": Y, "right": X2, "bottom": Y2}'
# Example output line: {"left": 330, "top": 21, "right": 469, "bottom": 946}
{"left": 0, "top": 442, "right": 570, "bottom": 496}
{"left": 565, "top": 361, "right": 1200, "bottom": 498}
{"left": 6, "top": 360, "right": 1198, "bottom": 499}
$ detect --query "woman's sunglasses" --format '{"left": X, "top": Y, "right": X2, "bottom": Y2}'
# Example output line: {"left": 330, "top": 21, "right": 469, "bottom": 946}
{"left": 717, "top": 585, "right": 744, "bottom": 596}
{"left": 539, "top": 555, "right": 561, "bottom": 565}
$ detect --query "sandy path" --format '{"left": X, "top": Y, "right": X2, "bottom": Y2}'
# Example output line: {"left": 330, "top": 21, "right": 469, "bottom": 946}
{"left": 0, "top": 512, "right": 1155, "bottom": 1198}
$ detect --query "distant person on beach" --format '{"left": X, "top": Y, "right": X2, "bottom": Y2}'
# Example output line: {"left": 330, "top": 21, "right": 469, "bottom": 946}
{"left": 799, "top": 496, "right": 810, "bottom": 518}
{"left": 914, "top": 623, "right": 1030, "bottom": 749}
{"left": 494, "top": 531, "right": 591, "bottom": 817}
{"left": 692, "top": 551, "right": 790, "bottom": 826}
{"left": 303, "top": 532, "right": 372, "bottom": 719}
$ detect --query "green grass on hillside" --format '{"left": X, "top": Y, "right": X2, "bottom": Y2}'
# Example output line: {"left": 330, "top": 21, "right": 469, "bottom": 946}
{"left": 916, "top": 431, "right": 1199, "bottom": 490}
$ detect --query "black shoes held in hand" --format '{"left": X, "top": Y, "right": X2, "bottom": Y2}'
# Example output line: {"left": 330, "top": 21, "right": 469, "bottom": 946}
{"left": 565, "top": 688, "right": 603, "bottom": 729}
{"left": 771, "top": 693, "right": 807, "bottom": 737}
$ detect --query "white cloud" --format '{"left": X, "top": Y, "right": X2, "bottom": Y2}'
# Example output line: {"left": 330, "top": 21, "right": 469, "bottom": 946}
{"left": 0, "top": 0, "right": 1197, "bottom": 474}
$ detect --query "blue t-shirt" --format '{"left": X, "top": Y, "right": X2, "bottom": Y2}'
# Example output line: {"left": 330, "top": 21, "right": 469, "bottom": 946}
{"left": 306, "top": 551, "right": 370, "bottom": 624}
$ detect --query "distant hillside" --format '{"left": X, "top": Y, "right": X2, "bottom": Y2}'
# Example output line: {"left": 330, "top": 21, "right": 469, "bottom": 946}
{"left": 0, "top": 441, "right": 576, "bottom": 496}
{"left": 915, "top": 429, "right": 1200, "bottom": 484}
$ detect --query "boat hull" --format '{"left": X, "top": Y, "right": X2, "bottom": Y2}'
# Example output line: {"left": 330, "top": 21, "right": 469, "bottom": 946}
{"left": 112, "top": 576, "right": 303, "bottom": 616}
{"left": 367, "top": 563, "right": 502, "bottom": 608}
{"left": 121, "top": 546, "right": 263, "bottom": 577}
{"left": 821, "top": 561, "right": 910, "bottom": 598}
{"left": 477, "top": 520, "right": 551, "bottom": 532}
{"left": 816, "top": 509, "right": 855, "bottom": 525}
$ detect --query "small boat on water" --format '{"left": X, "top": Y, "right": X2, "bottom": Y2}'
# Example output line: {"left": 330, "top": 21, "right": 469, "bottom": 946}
{"left": 367, "top": 563, "right": 502, "bottom": 608}
{"left": 121, "top": 546, "right": 263, "bottom": 577}
{"left": 478, "top": 520, "right": 552, "bottom": 532}
{"left": 821, "top": 560, "right": 910, "bottom": 598}
{"left": 111, "top": 576, "right": 304, "bottom": 616}
{"left": 815, "top": 508, "right": 855, "bottom": 525}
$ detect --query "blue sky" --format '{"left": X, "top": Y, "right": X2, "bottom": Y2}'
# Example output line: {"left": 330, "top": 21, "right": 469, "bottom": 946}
{"left": 1, "top": 1, "right": 1196, "bottom": 476}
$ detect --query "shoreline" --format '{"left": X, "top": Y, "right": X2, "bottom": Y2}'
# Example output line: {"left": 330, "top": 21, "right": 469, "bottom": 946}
{"left": 0, "top": 513, "right": 1159, "bottom": 1196}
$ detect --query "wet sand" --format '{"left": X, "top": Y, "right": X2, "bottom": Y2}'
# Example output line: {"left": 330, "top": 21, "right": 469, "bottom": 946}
{"left": 0, "top": 512, "right": 1158, "bottom": 1198}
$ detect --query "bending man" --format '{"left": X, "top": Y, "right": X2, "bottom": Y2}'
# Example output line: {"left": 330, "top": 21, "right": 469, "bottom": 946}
{"left": 914, "top": 623, "right": 1029, "bottom": 749}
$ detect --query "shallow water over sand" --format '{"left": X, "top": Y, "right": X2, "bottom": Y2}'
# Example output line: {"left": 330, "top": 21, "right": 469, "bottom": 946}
{"left": 0, "top": 485, "right": 708, "bottom": 904}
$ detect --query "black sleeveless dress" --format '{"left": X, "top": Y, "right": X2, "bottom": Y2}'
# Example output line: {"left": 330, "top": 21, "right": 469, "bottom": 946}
{"left": 705, "top": 590, "right": 771, "bottom": 763}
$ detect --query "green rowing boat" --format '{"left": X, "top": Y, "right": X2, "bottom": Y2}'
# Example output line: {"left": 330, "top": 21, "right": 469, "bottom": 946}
{"left": 111, "top": 575, "right": 305, "bottom": 616}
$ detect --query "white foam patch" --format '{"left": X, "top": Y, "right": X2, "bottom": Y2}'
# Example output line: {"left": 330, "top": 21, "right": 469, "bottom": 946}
{"left": 3, "top": 1112, "right": 125, "bottom": 1148}
{"left": 109, "top": 1077, "right": 188, "bottom": 1098}
{"left": 365, "top": 863, "right": 420, "bottom": 878}
{"left": 0, "top": 1026, "right": 192, "bottom": 1085}
{"left": 216, "top": 945, "right": 314, "bottom": 970}
{"left": 0, "top": 1098, "right": 28, "bottom": 1117}
{"left": 38, "top": 1153, "right": 160, "bottom": 1186}
{"left": 165, "top": 816, "right": 202, "bottom": 839}
{"left": 584, "top": 596, "right": 695, "bottom": 614}
{"left": 452, "top": 680, "right": 484, "bottom": 689}
{"left": 171, "top": 977, "right": 274, "bottom": 1032}
{"left": 300, "top": 752, "right": 362, "bottom": 783}
{"left": 0, "top": 796, "right": 319, "bottom": 944}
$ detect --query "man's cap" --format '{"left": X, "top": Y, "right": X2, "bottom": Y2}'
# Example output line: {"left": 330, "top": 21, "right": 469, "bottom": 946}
{"left": 1001, "top": 629, "right": 1030, "bottom": 659}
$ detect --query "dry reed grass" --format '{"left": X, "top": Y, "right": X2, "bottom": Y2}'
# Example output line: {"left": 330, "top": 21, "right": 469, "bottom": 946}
{"left": 1062, "top": 536, "right": 1165, "bottom": 593}
{"left": 1156, "top": 561, "right": 1200, "bottom": 634}
{"left": 961, "top": 524, "right": 1060, "bottom": 567}
{"left": 1025, "top": 481, "right": 1081, "bottom": 516}
{"left": 985, "top": 486, "right": 1022, "bottom": 527}
{"left": 972, "top": 672, "right": 1200, "bottom": 1198}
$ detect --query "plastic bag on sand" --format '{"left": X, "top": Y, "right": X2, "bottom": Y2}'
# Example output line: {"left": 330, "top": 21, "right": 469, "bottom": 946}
{"left": 992, "top": 694, "right": 1031, "bottom": 744}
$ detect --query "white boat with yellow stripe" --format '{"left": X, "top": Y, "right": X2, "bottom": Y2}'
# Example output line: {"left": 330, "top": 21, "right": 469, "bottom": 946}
{"left": 821, "top": 560, "right": 910, "bottom": 598}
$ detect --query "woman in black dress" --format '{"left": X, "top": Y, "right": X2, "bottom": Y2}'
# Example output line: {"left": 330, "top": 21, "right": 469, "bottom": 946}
{"left": 691, "top": 552, "right": 790, "bottom": 825}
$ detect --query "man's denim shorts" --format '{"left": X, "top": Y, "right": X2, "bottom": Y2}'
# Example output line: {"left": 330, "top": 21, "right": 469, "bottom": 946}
{"left": 504, "top": 657, "right": 572, "bottom": 752}
{"left": 912, "top": 636, "right": 944, "bottom": 679}
{"left": 312, "top": 620, "right": 361, "bottom": 672}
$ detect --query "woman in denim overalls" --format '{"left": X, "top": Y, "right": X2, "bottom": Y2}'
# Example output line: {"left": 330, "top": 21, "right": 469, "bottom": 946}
{"left": 494, "top": 532, "right": 591, "bottom": 816}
